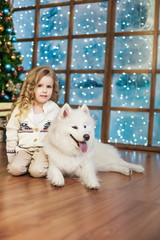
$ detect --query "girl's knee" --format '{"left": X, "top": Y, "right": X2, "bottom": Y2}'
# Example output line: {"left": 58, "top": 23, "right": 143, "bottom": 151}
{"left": 29, "top": 151, "right": 48, "bottom": 177}
{"left": 8, "top": 162, "right": 28, "bottom": 176}
{"left": 29, "top": 165, "right": 48, "bottom": 178}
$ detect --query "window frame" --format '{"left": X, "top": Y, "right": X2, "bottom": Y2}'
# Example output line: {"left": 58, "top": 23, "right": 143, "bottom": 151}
{"left": 13, "top": 0, "right": 160, "bottom": 151}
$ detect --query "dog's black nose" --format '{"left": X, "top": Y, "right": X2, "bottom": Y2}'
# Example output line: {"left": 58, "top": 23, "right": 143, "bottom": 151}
{"left": 83, "top": 134, "right": 90, "bottom": 141}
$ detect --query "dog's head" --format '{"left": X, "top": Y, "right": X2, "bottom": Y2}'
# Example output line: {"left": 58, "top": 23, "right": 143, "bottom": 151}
{"left": 48, "top": 103, "right": 96, "bottom": 156}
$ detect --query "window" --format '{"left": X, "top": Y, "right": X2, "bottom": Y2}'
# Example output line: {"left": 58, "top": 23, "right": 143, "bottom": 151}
{"left": 13, "top": 0, "right": 160, "bottom": 151}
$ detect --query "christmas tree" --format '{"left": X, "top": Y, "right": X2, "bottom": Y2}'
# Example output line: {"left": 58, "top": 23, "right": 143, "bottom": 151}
{"left": 0, "top": 0, "right": 23, "bottom": 102}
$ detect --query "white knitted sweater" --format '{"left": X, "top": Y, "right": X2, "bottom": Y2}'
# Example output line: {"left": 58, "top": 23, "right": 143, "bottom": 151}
{"left": 6, "top": 100, "right": 59, "bottom": 162}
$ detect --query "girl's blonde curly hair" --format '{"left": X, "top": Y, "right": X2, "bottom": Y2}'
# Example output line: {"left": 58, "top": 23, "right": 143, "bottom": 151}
{"left": 11, "top": 65, "right": 59, "bottom": 120}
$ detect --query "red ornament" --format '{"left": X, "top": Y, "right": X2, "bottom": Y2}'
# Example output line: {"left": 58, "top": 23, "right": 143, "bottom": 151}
{"left": 1, "top": 91, "right": 5, "bottom": 97}
{"left": 11, "top": 95, "right": 16, "bottom": 101}
{"left": 18, "top": 66, "right": 23, "bottom": 72}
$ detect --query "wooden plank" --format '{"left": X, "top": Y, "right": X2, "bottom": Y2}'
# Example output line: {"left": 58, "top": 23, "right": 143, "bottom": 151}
{"left": 0, "top": 103, "right": 12, "bottom": 117}
{"left": 0, "top": 111, "right": 11, "bottom": 117}
{"left": 115, "top": 31, "right": 154, "bottom": 36}
{"left": 0, "top": 102, "right": 12, "bottom": 110}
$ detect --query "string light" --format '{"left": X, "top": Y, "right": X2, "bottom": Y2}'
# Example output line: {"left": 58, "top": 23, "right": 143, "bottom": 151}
{"left": 13, "top": 10, "right": 35, "bottom": 38}
{"left": 109, "top": 111, "right": 149, "bottom": 145}
{"left": 73, "top": 2, "right": 107, "bottom": 35}
{"left": 13, "top": 0, "right": 35, "bottom": 8}
{"left": 69, "top": 73, "right": 103, "bottom": 107}
{"left": 114, "top": 35, "right": 153, "bottom": 70}
{"left": 116, "top": 0, "right": 154, "bottom": 32}
{"left": 111, "top": 73, "right": 151, "bottom": 108}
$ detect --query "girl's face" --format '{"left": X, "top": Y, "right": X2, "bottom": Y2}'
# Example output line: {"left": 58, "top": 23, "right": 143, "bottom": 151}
{"left": 34, "top": 75, "right": 54, "bottom": 106}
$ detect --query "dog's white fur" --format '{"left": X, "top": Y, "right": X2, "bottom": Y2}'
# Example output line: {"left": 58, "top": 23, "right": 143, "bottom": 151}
{"left": 44, "top": 104, "right": 144, "bottom": 189}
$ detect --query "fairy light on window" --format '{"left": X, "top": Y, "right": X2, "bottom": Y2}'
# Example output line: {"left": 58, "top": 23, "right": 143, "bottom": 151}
{"left": 39, "top": 6, "right": 69, "bottom": 37}
{"left": 69, "top": 73, "right": 103, "bottom": 106}
{"left": 72, "top": 37, "right": 106, "bottom": 70}
{"left": 114, "top": 35, "right": 153, "bottom": 70}
{"left": 109, "top": 111, "right": 149, "bottom": 145}
{"left": 13, "top": 10, "right": 35, "bottom": 38}
{"left": 111, "top": 73, "right": 151, "bottom": 109}
{"left": 73, "top": 2, "right": 107, "bottom": 35}
{"left": 115, "top": 0, "right": 154, "bottom": 32}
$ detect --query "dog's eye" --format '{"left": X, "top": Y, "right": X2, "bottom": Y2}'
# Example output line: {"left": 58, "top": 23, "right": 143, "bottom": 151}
{"left": 72, "top": 126, "right": 78, "bottom": 129}
{"left": 84, "top": 125, "right": 86, "bottom": 128}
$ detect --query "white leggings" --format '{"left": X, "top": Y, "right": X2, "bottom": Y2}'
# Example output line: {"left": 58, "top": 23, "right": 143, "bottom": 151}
{"left": 7, "top": 149, "right": 48, "bottom": 178}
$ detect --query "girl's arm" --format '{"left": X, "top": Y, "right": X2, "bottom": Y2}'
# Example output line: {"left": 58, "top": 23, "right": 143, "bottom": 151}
{"left": 6, "top": 108, "right": 19, "bottom": 163}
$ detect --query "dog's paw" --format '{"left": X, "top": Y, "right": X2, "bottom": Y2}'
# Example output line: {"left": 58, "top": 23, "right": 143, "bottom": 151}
{"left": 48, "top": 168, "right": 65, "bottom": 187}
{"left": 53, "top": 182, "right": 64, "bottom": 187}
{"left": 52, "top": 177, "right": 65, "bottom": 187}
{"left": 52, "top": 181, "right": 65, "bottom": 187}
{"left": 49, "top": 175, "right": 65, "bottom": 187}
{"left": 85, "top": 181, "right": 100, "bottom": 190}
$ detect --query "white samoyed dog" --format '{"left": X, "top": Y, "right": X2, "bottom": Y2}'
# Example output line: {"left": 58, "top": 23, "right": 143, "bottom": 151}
{"left": 44, "top": 104, "right": 144, "bottom": 189}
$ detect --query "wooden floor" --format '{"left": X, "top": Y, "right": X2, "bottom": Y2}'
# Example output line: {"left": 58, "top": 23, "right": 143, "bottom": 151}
{"left": 0, "top": 142, "right": 160, "bottom": 240}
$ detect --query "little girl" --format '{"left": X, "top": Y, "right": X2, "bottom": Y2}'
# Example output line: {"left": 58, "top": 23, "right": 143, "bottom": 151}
{"left": 6, "top": 66, "right": 60, "bottom": 177}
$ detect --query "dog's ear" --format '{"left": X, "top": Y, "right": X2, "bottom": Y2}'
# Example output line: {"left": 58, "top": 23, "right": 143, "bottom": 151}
{"left": 60, "top": 103, "right": 71, "bottom": 118}
{"left": 80, "top": 104, "right": 90, "bottom": 115}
